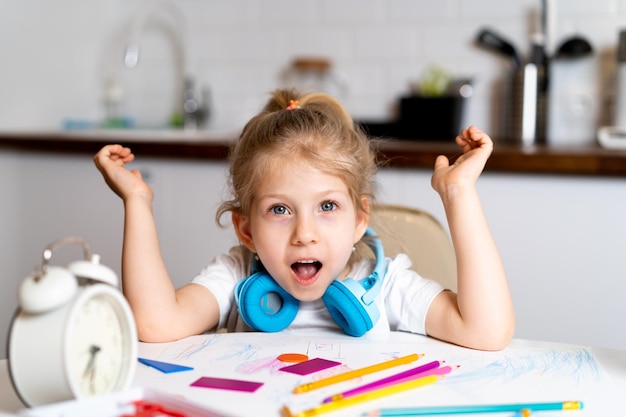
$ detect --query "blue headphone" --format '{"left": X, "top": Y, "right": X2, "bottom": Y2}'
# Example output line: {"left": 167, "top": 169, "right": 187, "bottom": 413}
{"left": 234, "top": 228, "right": 387, "bottom": 337}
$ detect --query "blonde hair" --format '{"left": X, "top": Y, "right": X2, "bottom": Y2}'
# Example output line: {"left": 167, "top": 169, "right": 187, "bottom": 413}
{"left": 216, "top": 88, "right": 378, "bottom": 225}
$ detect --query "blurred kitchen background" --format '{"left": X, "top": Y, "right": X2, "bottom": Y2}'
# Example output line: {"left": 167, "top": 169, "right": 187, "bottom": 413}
{"left": 4, "top": 0, "right": 625, "bottom": 138}
{"left": 2, "top": 0, "right": 626, "bottom": 358}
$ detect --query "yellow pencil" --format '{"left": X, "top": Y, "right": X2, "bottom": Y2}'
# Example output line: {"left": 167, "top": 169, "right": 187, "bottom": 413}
{"left": 293, "top": 353, "right": 423, "bottom": 394}
{"left": 282, "top": 374, "right": 441, "bottom": 417}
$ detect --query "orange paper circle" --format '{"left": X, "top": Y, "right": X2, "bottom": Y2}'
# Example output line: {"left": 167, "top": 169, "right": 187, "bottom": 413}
{"left": 277, "top": 353, "right": 309, "bottom": 363}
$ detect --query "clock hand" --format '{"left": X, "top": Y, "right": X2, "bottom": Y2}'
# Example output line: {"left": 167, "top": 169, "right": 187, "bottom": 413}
{"left": 83, "top": 345, "right": 101, "bottom": 393}
{"left": 83, "top": 345, "right": 101, "bottom": 375}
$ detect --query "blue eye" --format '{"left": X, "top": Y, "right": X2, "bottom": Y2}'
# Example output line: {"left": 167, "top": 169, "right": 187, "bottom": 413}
{"left": 270, "top": 205, "right": 288, "bottom": 215}
{"left": 321, "top": 201, "right": 336, "bottom": 212}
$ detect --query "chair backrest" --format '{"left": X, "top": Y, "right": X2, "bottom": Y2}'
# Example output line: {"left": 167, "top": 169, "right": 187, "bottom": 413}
{"left": 365, "top": 204, "right": 457, "bottom": 292}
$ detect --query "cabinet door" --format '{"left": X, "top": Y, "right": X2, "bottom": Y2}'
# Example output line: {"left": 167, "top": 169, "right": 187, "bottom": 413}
{"left": 0, "top": 150, "right": 20, "bottom": 360}
{"left": 143, "top": 158, "right": 238, "bottom": 288}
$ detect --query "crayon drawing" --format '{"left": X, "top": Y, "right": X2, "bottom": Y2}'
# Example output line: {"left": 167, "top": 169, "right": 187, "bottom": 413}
{"left": 134, "top": 332, "right": 608, "bottom": 417}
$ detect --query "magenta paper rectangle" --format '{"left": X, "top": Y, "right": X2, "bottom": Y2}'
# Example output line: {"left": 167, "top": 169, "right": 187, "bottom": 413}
{"left": 279, "top": 357, "right": 342, "bottom": 375}
{"left": 190, "top": 376, "right": 264, "bottom": 392}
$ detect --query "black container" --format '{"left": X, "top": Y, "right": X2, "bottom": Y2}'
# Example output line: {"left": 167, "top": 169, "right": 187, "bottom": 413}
{"left": 398, "top": 96, "right": 465, "bottom": 140}
{"left": 358, "top": 96, "right": 465, "bottom": 141}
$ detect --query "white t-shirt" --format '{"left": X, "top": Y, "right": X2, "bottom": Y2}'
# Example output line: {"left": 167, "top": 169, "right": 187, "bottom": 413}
{"left": 192, "top": 245, "right": 444, "bottom": 340}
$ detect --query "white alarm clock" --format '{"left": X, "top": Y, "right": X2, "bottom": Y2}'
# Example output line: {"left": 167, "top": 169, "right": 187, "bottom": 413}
{"left": 8, "top": 237, "right": 138, "bottom": 407}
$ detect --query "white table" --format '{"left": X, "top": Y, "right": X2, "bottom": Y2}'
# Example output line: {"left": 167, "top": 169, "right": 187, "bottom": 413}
{"left": 2, "top": 331, "right": 626, "bottom": 416}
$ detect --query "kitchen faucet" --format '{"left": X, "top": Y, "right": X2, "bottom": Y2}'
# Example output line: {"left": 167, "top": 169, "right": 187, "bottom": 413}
{"left": 123, "top": 1, "right": 207, "bottom": 131}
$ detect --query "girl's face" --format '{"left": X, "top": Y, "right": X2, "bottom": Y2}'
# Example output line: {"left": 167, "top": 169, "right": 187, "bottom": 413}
{"left": 233, "top": 160, "right": 369, "bottom": 302}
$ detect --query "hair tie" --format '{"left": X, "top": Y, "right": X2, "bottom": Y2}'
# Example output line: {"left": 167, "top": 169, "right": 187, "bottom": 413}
{"left": 286, "top": 100, "right": 301, "bottom": 110}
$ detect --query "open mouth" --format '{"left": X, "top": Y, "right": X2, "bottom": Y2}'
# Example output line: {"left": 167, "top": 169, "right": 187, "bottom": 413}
{"left": 291, "top": 260, "right": 322, "bottom": 283}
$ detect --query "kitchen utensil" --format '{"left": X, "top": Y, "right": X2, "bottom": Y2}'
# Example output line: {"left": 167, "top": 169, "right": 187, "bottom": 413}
{"left": 555, "top": 36, "right": 593, "bottom": 59}
{"left": 530, "top": 33, "right": 548, "bottom": 143}
{"left": 475, "top": 28, "right": 521, "bottom": 68}
{"left": 510, "top": 63, "right": 539, "bottom": 145}
{"left": 615, "top": 30, "right": 626, "bottom": 127}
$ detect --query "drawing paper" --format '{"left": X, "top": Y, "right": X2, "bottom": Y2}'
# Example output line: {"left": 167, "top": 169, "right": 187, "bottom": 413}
{"left": 133, "top": 331, "right": 612, "bottom": 417}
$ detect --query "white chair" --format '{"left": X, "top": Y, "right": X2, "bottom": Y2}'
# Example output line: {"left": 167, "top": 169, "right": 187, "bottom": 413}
{"left": 367, "top": 204, "right": 457, "bottom": 292}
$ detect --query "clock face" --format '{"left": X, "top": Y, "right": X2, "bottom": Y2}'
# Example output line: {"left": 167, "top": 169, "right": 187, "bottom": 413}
{"left": 66, "top": 287, "right": 136, "bottom": 397}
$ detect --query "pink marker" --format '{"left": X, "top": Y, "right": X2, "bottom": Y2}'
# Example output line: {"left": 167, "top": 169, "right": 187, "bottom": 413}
{"left": 323, "top": 360, "right": 454, "bottom": 403}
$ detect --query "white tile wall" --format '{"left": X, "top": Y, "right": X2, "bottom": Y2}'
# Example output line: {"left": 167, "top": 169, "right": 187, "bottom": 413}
{"left": 3, "top": 0, "right": 626, "bottom": 137}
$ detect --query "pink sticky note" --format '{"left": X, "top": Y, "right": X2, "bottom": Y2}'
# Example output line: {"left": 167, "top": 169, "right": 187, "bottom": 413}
{"left": 190, "top": 376, "right": 264, "bottom": 392}
{"left": 279, "top": 357, "right": 341, "bottom": 375}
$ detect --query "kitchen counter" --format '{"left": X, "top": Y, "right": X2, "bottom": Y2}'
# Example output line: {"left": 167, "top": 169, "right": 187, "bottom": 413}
{"left": 1, "top": 130, "right": 626, "bottom": 177}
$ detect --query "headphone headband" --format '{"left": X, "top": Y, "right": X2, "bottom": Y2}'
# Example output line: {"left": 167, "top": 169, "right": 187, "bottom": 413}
{"left": 360, "top": 228, "right": 386, "bottom": 305}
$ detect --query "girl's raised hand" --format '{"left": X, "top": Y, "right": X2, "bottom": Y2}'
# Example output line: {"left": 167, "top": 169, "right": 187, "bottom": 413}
{"left": 431, "top": 126, "right": 493, "bottom": 195}
{"left": 93, "top": 144, "right": 153, "bottom": 202}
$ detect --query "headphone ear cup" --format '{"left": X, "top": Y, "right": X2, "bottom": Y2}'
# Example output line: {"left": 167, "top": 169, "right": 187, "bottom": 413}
{"left": 322, "top": 279, "right": 379, "bottom": 337}
{"left": 235, "top": 272, "right": 299, "bottom": 332}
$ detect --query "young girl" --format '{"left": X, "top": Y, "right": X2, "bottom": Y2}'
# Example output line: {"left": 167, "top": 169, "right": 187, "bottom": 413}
{"left": 94, "top": 89, "right": 514, "bottom": 351}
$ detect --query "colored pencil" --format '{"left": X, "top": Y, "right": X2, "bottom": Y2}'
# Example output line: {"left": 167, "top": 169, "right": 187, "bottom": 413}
{"left": 292, "top": 353, "right": 423, "bottom": 394}
{"left": 364, "top": 401, "right": 584, "bottom": 416}
{"left": 322, "top": 360, "right": 446, "bottom": 403}
{"left": 327, "top": 364, "right": 456, "bottom": 403}
{"left": 283, "top": 374, "right": 441, "bottom": 417}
